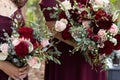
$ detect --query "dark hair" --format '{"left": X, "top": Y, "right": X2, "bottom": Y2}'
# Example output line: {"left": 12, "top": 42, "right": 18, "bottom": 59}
{"left": 11, "top": 0, "right": 27, "bottom": 8}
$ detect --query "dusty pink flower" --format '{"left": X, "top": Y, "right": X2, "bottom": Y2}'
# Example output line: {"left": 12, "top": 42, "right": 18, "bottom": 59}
{"left": 27, "top": 57, "right": 41, "bottom": 68}
{"left": 41, "top": 38, "right": 50, "bottom": 47}
{"left": 82, "top": 20, "right": 90, "bottom": 29}
{"left": 0, "top": 43, "right": 9, "bottom": 54}
{"left": 98, "top": 29, "right": 106, "bottom": 38}
{"left": 109, "top": 24, "right": 119, "bottom": 36}
{"left": 55, "top": 19, "right": 67, "bottom": 32}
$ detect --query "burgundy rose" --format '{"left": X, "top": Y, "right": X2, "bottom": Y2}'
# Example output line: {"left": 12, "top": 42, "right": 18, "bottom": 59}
{"left": 18, "top": 27, "right": 34, "bottom": 39}
{"left": 93, "top": 26, "right": 100, "bottom": 34}
{"left": 99, "top": 41, "right": 114, "bottom": 55}
{"left": 97, "top": 20, "right": 112, "bottom": 30}
{"left": 114, "top": 34, "right": 120, "bottom": 50}
{"left": 18, "top": 27, "right": 40, "bottom": 48}
{"left": 61, "top": 23, "right": 72, "bottom": 40}
{"left": 95, "top": 9, "right": 107, "bottom": 20}
{"left": 59, "top": 11, "right": 67, "bottom": 19}
{"left": 15, "top": 41, "right": 29, "bottom": 58}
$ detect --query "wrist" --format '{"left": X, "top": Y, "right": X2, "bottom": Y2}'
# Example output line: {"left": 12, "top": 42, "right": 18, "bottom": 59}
{"left": 0, "top": 61, "right": 5, "bottom": 70}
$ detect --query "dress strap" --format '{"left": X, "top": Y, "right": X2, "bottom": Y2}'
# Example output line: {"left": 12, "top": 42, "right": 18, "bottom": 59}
{"left": 11, "top": 9, "right": 25, "bottom": 27}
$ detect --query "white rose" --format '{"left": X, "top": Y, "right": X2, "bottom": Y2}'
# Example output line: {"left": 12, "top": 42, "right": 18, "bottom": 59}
{"left": 60, "top": 18, "right": 68, "bottom": 24}
{"left": 41, "top": 38, "right": 50, "bottom": 48}
{"left": 55, "top": 20, "right": 67, "bottom": 32}
{"left": 60, "top": 0, "right": 72, "bottom": 11}
{"left": 94, "top": 0, "right": 109, "bottom": 6}
{"left": 0, "top": 43, "right": 9, "bottom": 54}
{"left": 0, "top": 53, "right": 8, "bottom": 60}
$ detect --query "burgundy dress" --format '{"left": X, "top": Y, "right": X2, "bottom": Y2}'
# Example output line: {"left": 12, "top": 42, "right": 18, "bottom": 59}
{"left": 0, "top": 1, "right": 28, "bottom": 80}
{"left": 40, "top": 0, "right": 107, "bottom": 80}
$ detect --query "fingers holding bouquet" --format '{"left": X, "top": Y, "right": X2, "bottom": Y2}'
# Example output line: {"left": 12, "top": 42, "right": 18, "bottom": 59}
{"left": 0, "top": 61, "right": 29, "bottom": 80}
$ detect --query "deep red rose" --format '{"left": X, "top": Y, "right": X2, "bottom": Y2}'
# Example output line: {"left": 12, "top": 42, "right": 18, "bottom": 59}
{"left": 18, "top": 27, "right": 34, "bottom": 39}
{"left": 15, "top": 41, "right": 29, "bottom": 58}
{"left": 114, "top": 34, "right": 120, "bottom": 50}
{"left": 59, "top": 11, "right": 67, "bottom": 19}
{"left": 61, "top": 24, "right": 72, "bottom": 40}
{"left": 93, "top": 35, "right": 99, "bottom": 42}
{"left": 99, "top": 41, "right": 114, "bottom": 55}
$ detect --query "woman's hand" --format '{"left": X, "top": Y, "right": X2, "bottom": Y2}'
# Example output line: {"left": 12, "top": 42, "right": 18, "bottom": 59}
{"left": 46, "top": 21, "right": 77, "bottom": 47}
{"left": 0, "top": 61, "right": 29, "bottom": 80}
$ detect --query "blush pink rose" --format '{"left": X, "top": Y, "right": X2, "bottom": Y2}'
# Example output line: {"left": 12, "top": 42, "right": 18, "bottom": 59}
{"left": 12, "top": 39, "right": 20, "bottom": 46}
{"left": 55, "top": 19, "right": 67, "bottom": 32}
{"left": 41, "top": 38, "right": 50, "bottom": 47}
{"left": 27, "top": 57, "right": 41, "bottom": 68}
{"left": 98, "top": 29, "right": 106, "bottom": 38}
{"left": 109, "top": 24, "right": 119, "bottom": 36}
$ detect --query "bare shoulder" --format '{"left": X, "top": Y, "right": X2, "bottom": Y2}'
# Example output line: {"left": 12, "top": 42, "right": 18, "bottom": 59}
{"left": 0, "top": 0, "right": 17, "bottom": 17}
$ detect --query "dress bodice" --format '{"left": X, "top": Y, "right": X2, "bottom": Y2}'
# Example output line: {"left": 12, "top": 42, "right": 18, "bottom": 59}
{"left": 40, "top": 0, "right": 64, "bottom": 21}
{"left": 0, "top": 9, "right": 25, "bottom": 43}
{"left": 0, "top": 15, "right": 12, "bottom": 43}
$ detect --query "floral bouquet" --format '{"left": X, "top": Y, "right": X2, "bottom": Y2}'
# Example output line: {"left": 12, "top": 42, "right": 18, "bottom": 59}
{"left": 49, "top": 0, "right": 120, "bottom": 69}
{"left": 0, "top": 18, "right": 61, "bottom": 71}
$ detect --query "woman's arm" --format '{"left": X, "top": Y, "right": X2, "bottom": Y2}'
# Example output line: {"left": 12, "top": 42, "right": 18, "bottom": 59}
{"left": 0, "top": 61, "right": 29, "bottom": 80}
{"left": 46, "top": 21, "right": 77, "bottom": 47}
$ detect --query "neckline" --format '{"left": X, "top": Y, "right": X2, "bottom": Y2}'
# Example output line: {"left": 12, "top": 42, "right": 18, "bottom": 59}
{"left": 0, "top": 14, "right": 11, "bottom": 20}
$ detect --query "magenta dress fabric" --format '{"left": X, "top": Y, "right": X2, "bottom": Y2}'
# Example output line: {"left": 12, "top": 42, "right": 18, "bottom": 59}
{"left": 40, "top": 0, "right": 107, "bottom": 80}
{"left": 0, "top": 1, "right": 28, "bottom": 80}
